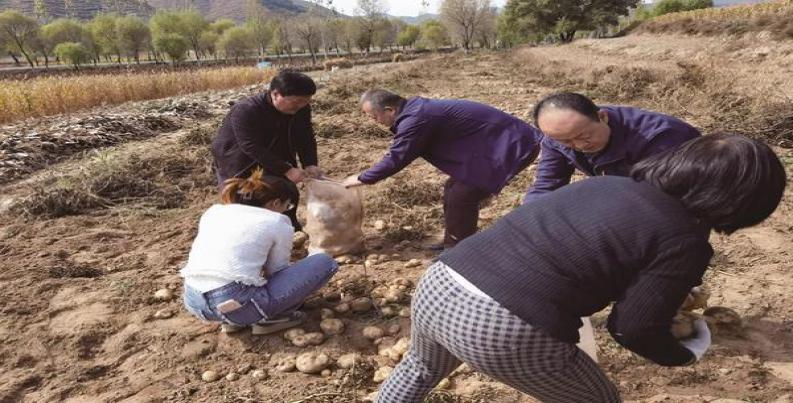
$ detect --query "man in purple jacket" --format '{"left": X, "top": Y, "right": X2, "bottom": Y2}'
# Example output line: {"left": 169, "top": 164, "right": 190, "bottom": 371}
{"left": 342, "top": 89, "right": 543, "bottom": 249}
{"left": 524, "top": 92, "right": 701, "bottom": 204}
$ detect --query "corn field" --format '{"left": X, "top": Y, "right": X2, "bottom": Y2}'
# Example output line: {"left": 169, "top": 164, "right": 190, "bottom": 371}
{"left": 0, "top": 67, "right": 276, "bottom": 124}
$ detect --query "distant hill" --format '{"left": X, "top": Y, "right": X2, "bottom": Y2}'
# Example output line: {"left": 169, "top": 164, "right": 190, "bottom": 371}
{"left": 395, "top": 13, "right": 439, "bottom": 25}
{"left": 714, "top": 0, "right": 766, "bottom": 5}
{"left": 144, "top": 0, "right": 339, "bottom": 21}
{"left": 0, "top": 0, "right": 154, "bottom": 20}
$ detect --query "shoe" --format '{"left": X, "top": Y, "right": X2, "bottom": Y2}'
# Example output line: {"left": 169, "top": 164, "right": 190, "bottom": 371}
{"left": 220, "top": 323, "right": 246, "bottom": 334}
{"left": 251, "top": 311, "right": 306, "bottom": 335}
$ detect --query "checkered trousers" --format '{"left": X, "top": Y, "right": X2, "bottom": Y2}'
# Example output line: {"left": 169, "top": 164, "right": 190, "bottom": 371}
{"left": 376, "top": 262, "right": 621, "bottom": 403}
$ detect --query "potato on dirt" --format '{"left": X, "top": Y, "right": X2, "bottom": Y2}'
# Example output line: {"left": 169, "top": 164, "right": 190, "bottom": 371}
{"left": 284, "top": 328, "right": 306, "bottom": 341}
{"left": 320, "top": 308, "right": 336, "bottom": 319}
{"left": 154, "top": 288, "right": 174, "bottom": 301}
{"left": 201, "top": 370, "right": 220, "bottom": 382}
{"left": 296, "top": 352, "right": 331, "bottom": 374}
{"left": 334, "top": 302, "right": 351, "bottom": 314}
{"left": 373, "top": 366, "right": 394, "bottom": 383}
{"left": 404, "top": 259, "right": 422, "bottom": 268}
{"left": 384, "top": 288, "right": 405, "bottom": 303}
{"left": 274, "top": 356, "right": 297, "bottom": 373}
{"left": 225, "top": 372, "right": 239, "bottom": 381}
{"left": 351, "top": 297, "right": 374, "bottom": 313}
{"left": 337, "top": 353, "right": 362, "bottom": 369}
{"left": 251, "top": 369, "right": 268, "bottom": 379}
{"left": 291, "top": 332, "right": 326, "bottom": 347}
{"left": 319, "top": 318, "right": 345, "bottom": 335}
{"left": 363, "top": 326, "right": 386, "bottom": 340}
{"left": 370, "top": 286, "right": 389, "bottom": 299}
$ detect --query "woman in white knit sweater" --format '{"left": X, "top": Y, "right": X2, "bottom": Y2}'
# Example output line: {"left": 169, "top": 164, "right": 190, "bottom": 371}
{"left": 181, "top": 168, "right": 338, "bottom": 334}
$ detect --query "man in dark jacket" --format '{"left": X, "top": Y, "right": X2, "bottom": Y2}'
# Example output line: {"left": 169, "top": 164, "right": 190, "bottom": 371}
{"left": 342, "top": 89, "right": 543, "bottom": 249}
{"left": 212, "top": 71, "right": 322, "bottom": 230}
{"left": 524, "top": 92, "right": 701, "bottom": 204}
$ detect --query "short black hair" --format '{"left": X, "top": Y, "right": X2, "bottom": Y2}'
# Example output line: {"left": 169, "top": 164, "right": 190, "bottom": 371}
{"left": 360, "top": 89, "right": 406, "bottom": 111}
{"left": 270, "top": 70, "right": 317, "bottom": 96}
{"left": 631, "top": 133, "right": 787, "bottom": 234}
{"left": 533, "top": 92, "right": 600, "bottom": 123}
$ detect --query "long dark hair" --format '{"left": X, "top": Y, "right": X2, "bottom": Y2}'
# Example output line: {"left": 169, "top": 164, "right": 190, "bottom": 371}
{"left": 631, "top": 133, "right": 786, "bottom": 234}
{"left": 221, "top": 168, "right": 298, "bottom": 208}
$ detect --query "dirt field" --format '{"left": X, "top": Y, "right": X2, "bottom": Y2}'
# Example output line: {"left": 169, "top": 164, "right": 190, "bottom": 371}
{"left": 1, "top": 34, "right": 792, "bottom": 403}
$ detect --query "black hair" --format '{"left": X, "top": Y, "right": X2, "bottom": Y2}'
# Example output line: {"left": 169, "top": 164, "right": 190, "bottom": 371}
{"left": 221, "top": 168, "right": 299, "bottom": 208}
{"left": 631, "top": 133, "right": 787, "bottom": 234}
{"left": 270, "top": 70, "right": 317, "bottom": 97}
{"left": 360, "top": 89, "right": 407, "bottom": 111}
{"left": 533, "top": 92, "right": 600, "bottom": 123}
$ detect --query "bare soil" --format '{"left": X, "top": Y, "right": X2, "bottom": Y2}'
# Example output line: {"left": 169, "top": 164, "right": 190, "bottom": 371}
{"left": 1, "top": 35, "right": 792, "bottom": 403}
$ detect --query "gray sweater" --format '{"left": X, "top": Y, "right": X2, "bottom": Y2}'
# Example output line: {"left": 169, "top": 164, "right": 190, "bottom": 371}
{"left": 441, "top": 176, "right": 713, "bottom": 366}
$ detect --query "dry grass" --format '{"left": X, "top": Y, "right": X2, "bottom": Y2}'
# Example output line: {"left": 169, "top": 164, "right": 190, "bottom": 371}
{"left": 11, "top": 141, "right": 214, "bottom": 218}
{"left": 366, "top": 177, "right": 444, "bottom": 242}
{"left": 635, "top": 0, "right": 793, "bottom": 39}
{"left": 0, "top": 67, "right": 276, "bottom": 124}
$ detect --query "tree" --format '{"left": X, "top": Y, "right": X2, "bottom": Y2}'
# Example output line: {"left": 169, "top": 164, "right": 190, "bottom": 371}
{"left": 440, "top": 0, "right": 491, "bottom": 52}
{"left": 209, "top": 19, "right": 236, "bottom": 35}
{"left": 355, "top": 0, "right": 387, "bottom": 52}
{"left": 0, "top": 11, "right": 40, "bottom": 67}
{"left": 39, "top": 18, "right": 87, "bottom": 67}
{"left": 269, "top": 20, "right": 294, "bottom": 60}
{"left": 372, "top": 18, "right": 396, "bottom": 52}
{"left": 501, "top": 0, "right": 638, "bottom": 43}
{"left": 53, "top": 41, "right": 91, "bottom": 68}
{"left": 324, "top": 17, "right": 346, "bottom": 55}
{"left": 420, "top": 20, "right": 450, "bottom": 50}
{"left": 246, "top": 3, "right": 272, "bottom": 58}
{"left": 475, "top": 6, "right": 498, "bottom": 48}
{"left": 154, "top": 32, "right": 188, "bottom": 63}
{"left": 340, "top": 19, "right": 358, "bottom": 54}
{"left": 116, "top": 16, "right": 150, "bottom": 64}
{"left": 176, "top": 9, "right": 207, "bottom": 60}
{"left": 218, "top": 26, "right": 255, "bottom": 62}
{"left": 652, "top": 0, "right": 713, "bottom": 16}
{"left": 88, "top": 13, "right": 121, "bottom": 63}
{"left": 397, "top": 24, "right": 421, "bottom": 49}
{"left": 294, "top": 16, "right": 322, "bottom": 64}
{"left": 198, "top": 30, "right": 219, "bottom": 60}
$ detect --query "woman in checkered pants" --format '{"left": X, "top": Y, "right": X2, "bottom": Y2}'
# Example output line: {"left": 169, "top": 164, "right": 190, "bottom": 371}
{"left": 377, "top": 134, "right": 786, "bottom": 402}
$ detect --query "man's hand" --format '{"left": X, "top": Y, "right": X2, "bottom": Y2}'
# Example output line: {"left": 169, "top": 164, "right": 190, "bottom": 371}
{"left": 304, "top": 165, "right": 324, "bottom": 179}
{"left": 285, "top": 167, "right": 305, "bottom": 183}
{"left": 342, "top": 174, "right": 365, "bottom": 188}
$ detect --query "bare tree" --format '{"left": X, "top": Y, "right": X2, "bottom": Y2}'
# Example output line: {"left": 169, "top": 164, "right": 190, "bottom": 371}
{"left": 440, "top": 0, "right": 491, "bottom": 52}
{"left": 355, "top": 0, "right": 387, "bottom": 53}
{"left": 294, "top": 16, "right": 322, "bottom": 65}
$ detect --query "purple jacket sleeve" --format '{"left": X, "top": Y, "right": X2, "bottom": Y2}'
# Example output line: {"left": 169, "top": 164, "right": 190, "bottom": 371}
{"left": 641, "top": 126, "right": 701, "bottom": 157}
{"left": 358, "top": 116, "right": 432, "bottom": 184}
{"left": 231, "top": 104, "right": 293, "bottom": 175}
{"left": 523, "top": 139, "right": 575, "bottom": 204}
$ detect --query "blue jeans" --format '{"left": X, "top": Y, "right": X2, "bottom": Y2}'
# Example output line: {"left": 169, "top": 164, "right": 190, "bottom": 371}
{"left": 183, "top": 253, "right": 338, "bottom": 326}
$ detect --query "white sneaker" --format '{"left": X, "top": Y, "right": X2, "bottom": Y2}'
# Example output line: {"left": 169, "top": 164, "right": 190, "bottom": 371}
{"left": 251, "top": 311, "right": 306, "bottom": 335}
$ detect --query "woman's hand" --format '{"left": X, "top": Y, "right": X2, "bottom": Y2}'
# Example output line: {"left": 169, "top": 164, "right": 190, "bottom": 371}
{"left": 680, "top": 319, "right": 711, "bottom": 362}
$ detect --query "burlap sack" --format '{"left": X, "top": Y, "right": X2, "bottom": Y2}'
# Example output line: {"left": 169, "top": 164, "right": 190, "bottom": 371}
{"left": 304, "top": 178, "right": 365, "bottom": 256}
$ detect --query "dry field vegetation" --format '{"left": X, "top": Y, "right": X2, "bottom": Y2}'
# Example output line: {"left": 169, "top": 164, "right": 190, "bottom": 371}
{"left": 0, "top": 29, "right": 792, "bottom": 403}
{"left": 635, "top": 0, "right": 793, "bottom": 38}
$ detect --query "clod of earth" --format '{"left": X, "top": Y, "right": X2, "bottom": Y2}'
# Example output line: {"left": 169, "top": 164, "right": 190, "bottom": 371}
{"left": 363, "top": 326, "right": 385, "bottom": 340}
{"left": 296, "top": 352, "right": 332, "bottom": 374}
{"left": 323, "top": 290, "right": 341, "bottom": 302}
{"left": 351, "top": 297, "right": 374, "bottom": 313}
{"left": 404, "top": 259, "right": 422, "bottom": 268}
{"left": 373, "top": 366, "right": 394, "bottom": 383}
{"left": 703, "top": 306, "right": 743, "bottom": 331}
{"left": 320, "top": 319, "right": 345, "bottom": 335}
{"left": 154, "top": 288, "right": 174, "bottom": 301}
{"left": 202, "top": 370, "right": 220, "bottom": 382}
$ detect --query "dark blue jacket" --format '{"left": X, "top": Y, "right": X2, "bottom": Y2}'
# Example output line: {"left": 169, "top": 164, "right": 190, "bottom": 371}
{"left": 359, "top": 97, "right": 542, "bottom": 194}
{"left": 524, "top": 106, "right": 701, "bottom": 203}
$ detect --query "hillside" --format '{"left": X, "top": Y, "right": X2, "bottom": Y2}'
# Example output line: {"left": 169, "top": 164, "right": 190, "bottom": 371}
{"left": 144, "top": 0, "right": 338, "bottom": 21}
{"left": 0, "top": 0, "right": 154, "bottom": 19}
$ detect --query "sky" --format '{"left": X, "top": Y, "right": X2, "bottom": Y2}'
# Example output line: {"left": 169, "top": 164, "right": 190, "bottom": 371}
{"left": 330, "top": 0, "right": 509, "bottom": 17}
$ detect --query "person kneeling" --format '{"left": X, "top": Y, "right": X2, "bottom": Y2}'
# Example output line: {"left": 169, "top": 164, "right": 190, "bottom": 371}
{"left": 181, "top": 168, "right": 338, "bottom": 335}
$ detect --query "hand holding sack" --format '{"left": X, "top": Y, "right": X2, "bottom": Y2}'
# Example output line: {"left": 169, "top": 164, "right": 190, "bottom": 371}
{"left": 304, "top": 178, "right": 365, "bottom": 256}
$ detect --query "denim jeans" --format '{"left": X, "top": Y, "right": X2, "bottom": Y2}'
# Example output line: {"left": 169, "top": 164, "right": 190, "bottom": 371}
{"left": 183, "top": 253, "right": 338, "bottom": 326}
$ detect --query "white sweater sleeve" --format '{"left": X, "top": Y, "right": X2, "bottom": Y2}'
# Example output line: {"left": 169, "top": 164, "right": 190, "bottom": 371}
{"left": 263, "top": 221, "right": 294, "bottom": 277}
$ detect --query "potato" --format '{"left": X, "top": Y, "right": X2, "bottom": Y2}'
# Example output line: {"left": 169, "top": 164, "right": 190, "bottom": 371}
{"left": 399, "top": 307, "right": 411, "bottom": 318}
{"left": 296, "top": 352, "right": 331, "bottom": 374}
{"left": 320, "top": 308, "right": 336, "bottom": 319}
{"left": 392, "top": 278, "right": 413, "bottom": 288}
{"left": 284, "top": 328, "right": 306, "bottom": 341}
{"left": 373, "top": 366, "right": 394, "bottom": 383}
{"left": 251, "top": 369, "right": 268, "bottom": 379}
{"left": 323, "top": 290, "right": 341, "bottom": 302}
{"left": 351, "top": 297, "right": 374, "bottom": 313}
{"left": 274, "top": 356, "right": 297, "bottom": 373}
{"left": 334, "top": 302, "right": 351, "bottom": 314}
{"left": 153, "top": 309, "right": 173, "bottom": 319}
{"left": 363, "top": 326, "right": 385, "bottom": 340}
{"left": 681, "top": 286, "right": 710, "bottom": 311}
{"left": 154, "top": 288, "right": 174, "bottom": 301}
{"left": 384, "top": 288, "right": 405, "bottom": 303}
{"left": 337, "top": 353, "right": 362, "bottom": 369}
{"left": 387, "top": 324, "right": 401, "bottom": 335}
{"left": 404, "top": 259, "right": 422, "bottom": 268}
{"left": 320, "top": 319, "right": 345, "bottom": 335}
{"left": 670, "top": 311, "right": 699, "bottom": 339}
{"left": 374, "top": 220, "right": 387, "bottom": 230}
{"left": 703, "top": 306, "right": 742, "bottom": 329}
{"left": 225, "top": 372, "right": 239, "bottom": 381}
{"left": 380, "top": 306, "right": 398, "bottom": 317}
{"left": 202, "top": 370, "right": 220, "bottom": 382}
{"left": 370, "top": 286, "right": 389, "bottom": 299}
